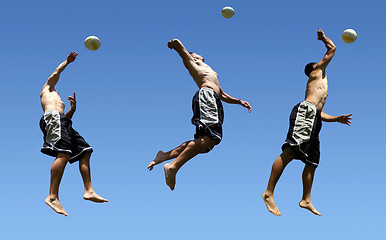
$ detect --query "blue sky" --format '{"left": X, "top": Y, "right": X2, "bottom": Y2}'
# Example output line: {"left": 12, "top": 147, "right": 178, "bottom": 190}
{"left": 0, "top": 0, "right": 384, "bottom": 239}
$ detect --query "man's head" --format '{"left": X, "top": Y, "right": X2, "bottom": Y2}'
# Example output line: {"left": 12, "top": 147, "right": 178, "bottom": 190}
{"left": 304, "top": 62, "right": 317, "bottom": 77}
{"left": 189, "top": 52, "right": 205, "bottom": 62}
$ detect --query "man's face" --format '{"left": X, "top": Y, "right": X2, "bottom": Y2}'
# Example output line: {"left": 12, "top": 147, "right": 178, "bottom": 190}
{"left": 190, "top": 53, "right": 204, "bottom": 62}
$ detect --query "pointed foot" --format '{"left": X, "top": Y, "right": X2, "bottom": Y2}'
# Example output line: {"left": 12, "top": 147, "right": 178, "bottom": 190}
{"left": 299, "top": 200, "right": 321, "bottom": 216}
{"left": 45, "top": 197, "right": 68, "bottom": 216}
{"left": 83, "top": 191, "right": 108, "bottom": 203}
{"left": 164, "top": 163, "right": 176, "bottom": 191}
{"left": 262, "top": 192, "right": 281, "bottom": 216}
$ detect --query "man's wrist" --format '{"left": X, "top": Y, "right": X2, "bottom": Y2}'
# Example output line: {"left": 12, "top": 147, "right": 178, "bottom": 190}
{"left": 336, "top": 116, "right": 340, "bottom": 123}
{"left": 238, "top": 99, "right": 242, "bottom": 105}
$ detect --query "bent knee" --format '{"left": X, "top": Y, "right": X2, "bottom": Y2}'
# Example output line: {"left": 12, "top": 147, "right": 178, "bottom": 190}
{"left": 199, "top": 136, "right": 217, "bottom": 150}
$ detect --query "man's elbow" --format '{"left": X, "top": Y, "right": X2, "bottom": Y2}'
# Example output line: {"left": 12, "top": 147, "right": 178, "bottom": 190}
{"left": 50, "top": 71, "right": 60, "bottom": 79}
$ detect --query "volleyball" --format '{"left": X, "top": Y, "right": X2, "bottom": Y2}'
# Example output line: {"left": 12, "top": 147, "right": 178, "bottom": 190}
{"left": 342, "top": 29, "right": 357, "bottom": 44}
{"left": 84, "top": 36, "right": 101, "bottom": 51}
{"left": 221, "top": 7, "right": 235, "bottom": 19}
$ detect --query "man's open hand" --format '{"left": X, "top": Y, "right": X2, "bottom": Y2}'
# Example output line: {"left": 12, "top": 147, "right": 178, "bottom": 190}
{"left": 67, "top": 52, "right": 78, "bottom": 63}
{"left": 338, "top": 113, "right": 353, "bottom": 126}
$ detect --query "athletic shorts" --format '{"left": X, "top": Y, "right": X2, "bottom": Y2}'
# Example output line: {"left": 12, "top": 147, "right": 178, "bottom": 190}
{"left": 282, "top": 101, "right": 322, "bottom": 168}
{"left": 39, "top": 110, "right": 93, "bottom": 164}
{"left": 191, "top": 87, "right": 224, "bottom": 152}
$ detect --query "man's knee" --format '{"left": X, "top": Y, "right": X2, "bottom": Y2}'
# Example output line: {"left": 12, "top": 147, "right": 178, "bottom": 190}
{"left": 197, "top": 136, "right": 216, "bottom": 151}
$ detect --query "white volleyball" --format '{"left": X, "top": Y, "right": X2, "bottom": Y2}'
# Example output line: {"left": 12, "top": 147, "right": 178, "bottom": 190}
{"left": 342, "top": 29, "right": 357, "bottom": 44}
{"left": 221, "top": 6, "right": 235, "bottom": 19}
{"left": 84, "top": 36, "right": 101, "bottom": 51}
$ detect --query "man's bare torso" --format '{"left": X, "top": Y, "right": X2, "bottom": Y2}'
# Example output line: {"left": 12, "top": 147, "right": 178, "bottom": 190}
{"left": 40, "top": 86, "right": 65, "bottom": 114}
{"left": 189, "top": 59, "right": 221, "bottom": 95}
{"left": 305, "top": 69, "right": 328, "bottom": 111}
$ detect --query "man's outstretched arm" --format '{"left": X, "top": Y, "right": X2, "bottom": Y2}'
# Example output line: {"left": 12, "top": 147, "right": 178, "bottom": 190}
{"left": 321, "top": 111, "right": 352, "bottom": 126}
{"left": 43, "top": 52, "right": 78, "bottom": 90}
{"left": 65, "top": 92, "right": 76, "bottom": 119}
{"left": 168, "top": 39, "right": 199, "bottom": 75}
{"left": 219, "top": 87, "right": 252, "bottom": 112}
{"left": 316, "top": 28, "right": 336, "bottom": 71}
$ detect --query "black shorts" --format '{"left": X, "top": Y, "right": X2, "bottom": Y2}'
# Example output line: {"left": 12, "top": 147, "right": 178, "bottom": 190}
{"left": 40, "top": 111, "right": 93, "bottom": 164}
{"left": 282, "top": 101, "right": 322, "bottom": 168}
{"left": 191, "top": 88, "right": 224, "bottom": 152}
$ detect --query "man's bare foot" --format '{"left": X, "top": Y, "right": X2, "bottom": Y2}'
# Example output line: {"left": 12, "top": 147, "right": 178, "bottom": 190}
{"left": 83, "top": 191, "right": 108, "bottom": 203}
{"left": 262, "top": 192, "right": 281, "bottom": 216}
{"left": 299, "top": 200, "right": 321, "bottom": 216}
{"left": 164, "top": 163, "right": 177, "bottom": 191}
{"left": 45, "top": 197, "right": 68, "bottom": 216}
{"left": 148, "top": 151, "right": 166, "bottom": 171}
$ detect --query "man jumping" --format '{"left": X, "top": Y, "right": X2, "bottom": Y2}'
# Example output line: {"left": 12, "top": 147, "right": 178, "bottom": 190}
{"left": 262, "top": 29, "right": 352, "bottom": 216}
{"left": 40, "top": 52, "right": 107, "bottom": 216}
{"left": 147, "top": 39, "right": 252, "bottom": 190}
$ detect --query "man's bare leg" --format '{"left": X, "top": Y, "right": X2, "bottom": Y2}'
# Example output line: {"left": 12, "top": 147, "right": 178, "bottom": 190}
{"left": 147, "top": 141, "right": 190, "bottom": 171}
{"left": 79, "top": 152, "right": 108, "bottom": 203}
{"left": 164, "top": 136, "right": 216, "bottom": 190}
{"left": 45, "top": 153, "right": 70, "bottom": 216}
{"left": 299, "top": 165, "right": 321, "bottom": 216}
{"left": 262, "top": 147, "right": 294, "bottom": 216}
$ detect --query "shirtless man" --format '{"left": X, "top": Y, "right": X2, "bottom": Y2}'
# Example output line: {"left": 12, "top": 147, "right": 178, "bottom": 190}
{"left": 40, "top": 52, "right": 107, "bottom": 216}
{"left": 262, "top": 29, "right": 353, "bottom": 216}
{"left": 147, "top": 39, "right": 252, "bottom": 190}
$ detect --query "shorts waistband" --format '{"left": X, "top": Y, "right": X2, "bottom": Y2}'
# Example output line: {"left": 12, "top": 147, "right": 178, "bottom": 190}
{"left": 302, "top": 100, "right": 316, "bottom": 107}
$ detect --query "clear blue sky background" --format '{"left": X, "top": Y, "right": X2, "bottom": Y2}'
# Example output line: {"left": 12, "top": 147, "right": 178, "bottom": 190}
{"left": 0, "top": 0, "right": 384, "bottom": 239}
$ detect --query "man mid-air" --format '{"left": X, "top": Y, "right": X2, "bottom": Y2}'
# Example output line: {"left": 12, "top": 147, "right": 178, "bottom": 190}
{"left": 148, "top": 39, "right": 252, "bottom": 191}
{"left": 40, "top": 52, "right": 108, "bottom": 216}
{"left": 262, "top": 29, "right": 352, "bottom": 216}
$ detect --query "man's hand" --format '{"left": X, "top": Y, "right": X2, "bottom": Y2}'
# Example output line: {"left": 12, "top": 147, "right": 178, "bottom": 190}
{"left": 168, "top": 39, "right": 178, "bottom": 49}
{"left": 240, "top": 100, "right": 252, "bottom": 113}
{"left": 338, "top": 113, "right": 353, "bottom": 126}
{"left": 68, "top": 92, "right": 77, "bottom": 111}
{"left": 317, "top": 28, "right": 325, "bottom": 41}
{"left": 67, "top": 52, "right": 78, "bottom": 63}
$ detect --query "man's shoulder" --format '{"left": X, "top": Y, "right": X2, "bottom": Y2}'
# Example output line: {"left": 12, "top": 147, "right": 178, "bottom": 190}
{"left": 309, "top": 68, "right": 324, "bottom": 78}
{"left": 41, "top": 85, "right": 54, "bottom": 96}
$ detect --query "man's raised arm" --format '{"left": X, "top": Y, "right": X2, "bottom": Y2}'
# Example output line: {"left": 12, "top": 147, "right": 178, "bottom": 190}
{"left": 316, "top": 28, "right": 336, "bottom": 71}
{"left": 167, "top": 39, "right": 198, "bottom": 74}
{"left": 43, "top": 52, "right": 78, "bottom": 90}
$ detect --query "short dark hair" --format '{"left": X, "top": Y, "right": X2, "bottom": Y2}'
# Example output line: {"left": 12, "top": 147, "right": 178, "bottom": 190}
{"left": 304, "top": 62, "right": 317, "bottom": 77}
